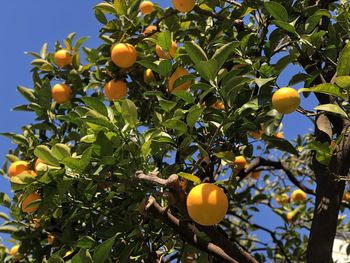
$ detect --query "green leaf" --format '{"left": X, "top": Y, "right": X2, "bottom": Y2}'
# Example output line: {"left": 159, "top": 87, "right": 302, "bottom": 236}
{"left": 158, "top": 98, "right": 177, "bottom": 112}
{"left": 137, "top": 60, "right": 159, "bottom": 73}
{"left": 114, "top": 0, "right": 127, "bottom": 15}
{"left": 17, "top": 86, "right": 36, "bottom": 102}
{"left": 79, "top": 147, "right": 93, "bottom": 171}
{"left": 34, "top": 145, "right": 60, "bottom": 166}
{"left": 157, "top": 31, "right": 172, "bottom": 52}
{"left": 309, "top": 141, "right": 332, "bottom": 165}
{"left": 263, "top": 135, "right": 299, "bottom": 155}
{"left": 0, "top": 192, "right": 11, "bottom": 208}
{"left": 194, "top": 59, "right": 218, "bottom": 81}
{"left": 52, "top": 144, "right": 71, "bottom": 161}
{"left": 81, "top": 97, "right": 108, "bottom": 117}
{"left": 273, "top": 21, "right": 296, "bottom": 34}
{"left": 162, "top": 119, "right": 188, "bottom": 134}
{"left": 264, "top": 1, "right": 288, "bottom": 22}
{"left": 186, "top": 106, "right": 203, "bottom": 127}
{"left": 77, "top": 236, "right": 95, "bottom": 249}
{"left": 158, "top": 60, "right": 173, "bottom": 77}
{"left": 0, "top": 225, "right": 18, "bottom": 234}
{"left": 212, "top": 42, "right": 239, "bottom": 70}
{"left": 72, "top": 249, "right": 93, "bottom": 263}
{"left": 184, "top": 41, "right": 208, "bottom": 64}
{"left": 314, "top": 104, "right": 348, "bottom": 118}
{"left": 48, "top": 255, "right": 65, "bottom": 263}
{"left": 299, "top": 84, "right": 348, "bottom": 100}
{"left": 178, "top": 172, "right": 201, "bottom": 184}
{"left": 335, "top": 76, "right": 350, "bottom": 90}
{"left": 337, "top": 42, "right": 350, "bottom": 76}
{"left": 93, "top": 234, "right": 117, "bottom": 263}
{"left": 95, "top": 3, "right": 116, "bottom": 14}
{"left": 213, "top": 151, "right": 235, "bottom": 163}
{"left": 121, "top": 99, "right": 138, "bottom": 128}
{"left": 0, "top": 133, "right": 29, "bottom": 146}
{"left": 0, "top": 212, "right": 10, "bottom": 221}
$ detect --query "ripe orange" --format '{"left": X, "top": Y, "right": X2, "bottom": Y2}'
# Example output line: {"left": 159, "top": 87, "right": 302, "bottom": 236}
{"left": 212, "top": 101, "right": 225, "bottom": 110}
{"left": 342, "top": 192, "right": 350, "bottom": 201}
{"left": 234, "top": 156, "right": 247, "bottom": 170}
{"left": 291, "top": 189, "right": 307, "bottom": 202}
{"left": 54, "top": 49, "right": 72, "bottom": 68}
{"left": 144, "top": 69, "right": 156, "bottom": 83}
{"left": 52, "top": 83, "right": 72, "bottom": 104}
{"left": 168, "top": 67, "right": 191, "bottom": 92}
{"left": 250, "top": 130, "right": 264, "bottom": 139}
{"left": 272, "top": 87, "right": 300, "bottom": 114}
{"left": 111, "top": 43, "right": 137, "bottom": 68}
{"left": 143, "top": 25, "right": 157, "bottom": 36}
{"left": 172, "top": 0, "right": 196, "bottom": 12}
{"left": 286, "top": 211, "right": 294, "bottom": 223}
{"left": 22, "top": 192, "right": 41, "bottom": 213}
{"left": 250, "top": 170, "right": 261, "bottom": 179}
{"left": 156, "top": 41, "right": 177, "bottom": 59}
{"left": 275, "top": 132, "right": 284, "bottom": 139}
{"left": 104, "top": 80, "right": 128, "bottom": 100}
{"left": 140, "top": 1, "right": 154, "bottom": 14}
{"left": 9, "top": 244, "right": 20, "bottom": 256}
{"left": 275, "top": 193, "right": 290, "bottom": 205}
{"left": 186, "top": 183, "right": 228, "bottom": 226}
{"left": 47, "top": 234, "right": 55, "bottom": 245}
{"left": 8, "top": 161, "right": 29, "bottom": 177}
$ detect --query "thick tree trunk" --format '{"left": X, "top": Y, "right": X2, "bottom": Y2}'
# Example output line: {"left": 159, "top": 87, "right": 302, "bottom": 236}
{"left": 307, "top": 122, "right": 350, "bottom": 262}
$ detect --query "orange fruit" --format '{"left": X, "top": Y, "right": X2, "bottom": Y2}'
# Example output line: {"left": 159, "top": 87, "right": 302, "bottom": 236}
{"left": 275, "top": 193, "right": 290, "bottom": 205}
{"left": 111, "top": 43, "right": 137, "bottom": 68}
{"left": 156, "top": 41, "right": 177, "bottom": 59}
{"left": 172, "top": 0, "right": 196, "bottom": 12}
{"left": 9, "top": 244, "right": 20, "bottom": 256}
{"left": 104, "top": 80, "right": 128, "bottom": 100}
{"left": 286, "top": 212, "right": 294, "bottom": 223}
{"left": 250, "top": 130, "right": 264, "bottom": 139}
{"left": 22, "top": 192, "right": 41, "bottom": 213}
{"left": 8, "top": 161, "right": 29, "bottom": 177}
{"left": 234, "top": 156, "right": 247, "bottom": 170}
{"left": 291, "top": 189, "right": 307, "bottom": 202}
{"left": 47, "top": 234, "right": 55, "bottom": 245}
{"left": 54, "top": 49, "right": 72, "bottom": 68}
{"left": 52, "top": 83, "right": 72, "bottom": 104}
{"left": 272, "top": 87, "right": 300, "bottom": 114}
{"left": 186, "top": 183, "right": 228, "bottom": 226}
{"left": 144, "top": 69, "right": 156, "bottom": 83}
{"left": 142, "top": 25, "right": 157, "bottom": 36}
{"left": 342, "top": 192, "right": 350, "bottom": 201}
{"left": 250, "top": 170, "right": 261, "bottom": 179}
{"left": 275, "top": 132, "right": 284, "bottom": 139}
{"left": 140, "top": 1, "right": 154, "bottom": 14}
{"left": 168, "top": 67, "right": 191, "bottom": 92}
{"left": 212, "top": 101, "right": 225, "bottom": 110}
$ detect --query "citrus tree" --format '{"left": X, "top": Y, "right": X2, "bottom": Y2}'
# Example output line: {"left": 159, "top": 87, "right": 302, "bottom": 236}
{"left": 1, "top": 0, "right": 350, "bottom": 262}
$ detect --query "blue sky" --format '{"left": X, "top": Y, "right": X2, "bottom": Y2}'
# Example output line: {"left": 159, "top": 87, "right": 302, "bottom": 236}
{"left": 0, "top": 0, "right": 342, "bottom": 255}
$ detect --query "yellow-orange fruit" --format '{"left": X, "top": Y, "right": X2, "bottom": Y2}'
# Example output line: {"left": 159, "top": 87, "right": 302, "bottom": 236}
{"left": 250, "top": 170, "right": 261, "bottom": 179}
{"left": 47, "top": 234, "right": 55, "bottom": 245}
{"left": 286, "top": 212, "right": 294, "bottom": 223}
{"left": 22, "top": 193, "right": 41, "bottom": 213}
{"left": 54, "top": 49, "right": 72, "bottom": 68}
{"left": 168, "top": 67, "right": 191, "bottom": 92}
{"left": 291, "top": 189, "right": 307, "bottom": 202}
{"left": 143, "top": 25, "right": 157, "bottom": 36}
{"left": 18, "top": 170, "right": 37, "bottom": 177}
{"left": 342, "top": 192, "right": 350, "bottom": 201}
{"left": 250, "top": 130, "right": 264, "bottom": 139}
{"left": 144, "top": 69, "right": 156, "bottom": 83}
{"left": 234, "top": 156, "right": 247, "bottom": 170}
{"left": 275, "top": 132, "right": 284, "bottom": 139}
{"left": 186, "top": 183, "right": 228, "bottom": 226}
{"left": 104, "top": 80, "right": 128, "bottom": 100}
{"left": 52, "top": 83, "right": 72, "bottom": 104}
{"left": 8, "top": 161, "right": 29, "bottom": 177}
{"left": 140, "top": 1, "right": 154, "bottom": 14}
{"left": 275, "top": 193, "right": 290, "bottom": 205}
{"left": 9, "top": 244, "right": 20, "bottom": 256}
{"left": 156, "top": 41, "right": 177, "bottom": 59}
{"left": 272, "top": 87, "right": 300, "bottom": 114}
{"left": 212, "top": 101, "right": 225, "bottom": 110}
{"left": 111, "top": 43, "right": 137, "bottom": 68}
{"left": 172, "top": 0, "right": 196, "bottom": 12}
